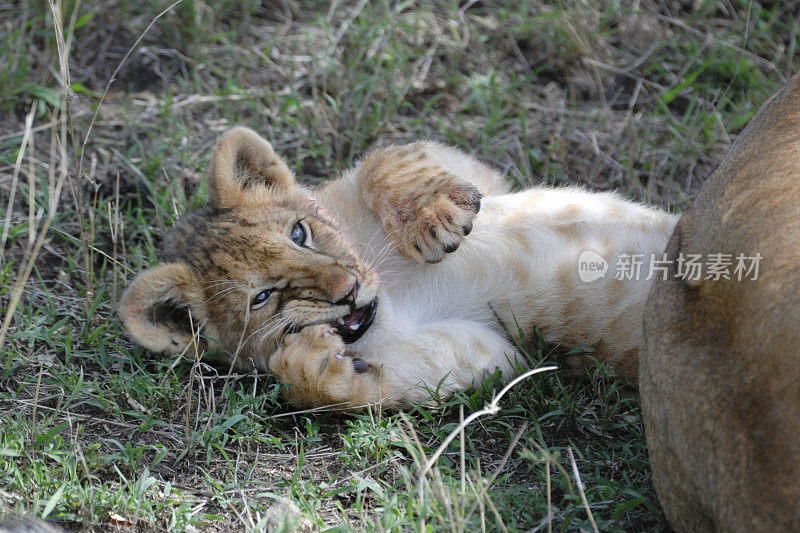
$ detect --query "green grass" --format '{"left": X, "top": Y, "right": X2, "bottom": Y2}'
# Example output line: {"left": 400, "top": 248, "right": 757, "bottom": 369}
{"left": 1, "top": 0, "right": 798, "bottom": 530}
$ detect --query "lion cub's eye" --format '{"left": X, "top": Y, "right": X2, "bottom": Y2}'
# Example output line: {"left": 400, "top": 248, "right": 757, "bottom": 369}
{"left": 251, "top": 289, "right": 272, "bottom": 309}
{"left": 290, "top": 221, "right": 310, "bottom": 247}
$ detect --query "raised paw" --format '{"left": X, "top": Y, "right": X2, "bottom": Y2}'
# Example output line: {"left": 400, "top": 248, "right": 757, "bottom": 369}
{"left": 359, "top": 143, "right": 483, "bottom": 264}
{"left": 384, "top": 179, "right": 482, "bottom": 264}
{"left": 400, "top": 182, "right": 482, "bottom": 264}
{"left": 268, "top": 324, "right": 376, "bottom": 408}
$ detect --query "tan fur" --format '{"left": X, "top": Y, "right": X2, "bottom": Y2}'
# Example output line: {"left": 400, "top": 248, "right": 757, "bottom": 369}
{"left": 209, "top": 127, "right": 293, "bottom": 207}
{"left": 641, "top": 74, "right": 800, "bottom": 531}
{"left": 118, "top": 263, "right": 200, "bottom": 352}
{"left": 121, "top": 128, "right": 677, "bottom": 409}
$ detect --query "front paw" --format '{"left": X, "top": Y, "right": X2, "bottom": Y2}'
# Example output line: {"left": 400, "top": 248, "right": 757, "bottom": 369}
{"left": 388, "top": 179, "right": 482, "bottom": 264}
{"left": 268, "top": 325, "right": 372, "bottom": 408}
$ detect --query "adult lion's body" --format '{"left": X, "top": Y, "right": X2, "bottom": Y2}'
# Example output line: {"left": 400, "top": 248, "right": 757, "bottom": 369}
{"left": 641, "top": 73, "right": 800, "bottom": 531}
{"left": 121, "top": 128, "right": 676, "bottom": 408}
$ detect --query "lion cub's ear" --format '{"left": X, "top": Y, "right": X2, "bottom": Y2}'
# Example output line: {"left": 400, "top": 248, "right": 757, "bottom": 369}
{"left": 119, "top": 263, "right": 205, "bottom": 354}
{"left": 208, "top": 127, "right": 294, "bottom": 208}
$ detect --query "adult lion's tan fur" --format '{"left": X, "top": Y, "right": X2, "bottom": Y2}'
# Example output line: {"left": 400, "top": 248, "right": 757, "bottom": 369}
{"left": 641, "top": 73, "right": 800, "bottom": 531}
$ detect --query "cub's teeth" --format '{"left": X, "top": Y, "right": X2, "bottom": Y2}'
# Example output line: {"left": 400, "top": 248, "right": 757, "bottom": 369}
{"left": 349, "top": 323, "right": 360, "bottom": 331}
{"left": 337, "top": 318, "right": 345, "bottom": 325}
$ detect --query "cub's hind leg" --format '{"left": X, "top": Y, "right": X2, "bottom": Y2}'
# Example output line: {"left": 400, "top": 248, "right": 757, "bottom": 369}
{"left": 356, "top": 142, "right": 505, "bottom": 264}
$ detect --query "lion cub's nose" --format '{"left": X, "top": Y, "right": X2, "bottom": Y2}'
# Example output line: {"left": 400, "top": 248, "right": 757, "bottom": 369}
{"left": 336, "top": 279, "right": 359, "bottom": 307}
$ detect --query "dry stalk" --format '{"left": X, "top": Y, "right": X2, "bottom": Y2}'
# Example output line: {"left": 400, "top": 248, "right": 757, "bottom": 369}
{"left": 460, "top": 423, "right": 529, "bottom": 526}
{"left": 567, "top": 446, "right": 599, "bottom": 533}
{"left": 109, "top": 173, "right": 122, "bottom": 308}
{"left": 0, "top": 1, "right": 72, "bottom": 352}
{"left": 416, "top": 365, "right": 557, "bottom": 504}
{"left": 0, "top": 103, "right": 36, "bottom": 268}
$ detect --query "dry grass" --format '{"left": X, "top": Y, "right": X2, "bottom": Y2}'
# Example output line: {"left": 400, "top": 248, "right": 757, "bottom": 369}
{"left": 1, "top": 0, "right": 798, "bottom": 530}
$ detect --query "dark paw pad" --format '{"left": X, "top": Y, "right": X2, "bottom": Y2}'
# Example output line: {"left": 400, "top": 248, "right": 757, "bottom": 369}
{"left": 443, "top": 242, "right": 459, "bottom": 253}
{"left": 352, "top": 358, "right": 370, "bottom": 373}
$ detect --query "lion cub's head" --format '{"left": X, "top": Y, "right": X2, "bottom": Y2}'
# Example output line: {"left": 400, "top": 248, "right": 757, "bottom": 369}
{"left": 120, "top": 127, "right": 378, "bottom": 369}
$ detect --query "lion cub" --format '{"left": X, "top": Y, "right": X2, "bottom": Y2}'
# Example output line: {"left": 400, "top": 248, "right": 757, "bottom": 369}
{"left": 120, "top": 128, "right": 677, "bottom": 408}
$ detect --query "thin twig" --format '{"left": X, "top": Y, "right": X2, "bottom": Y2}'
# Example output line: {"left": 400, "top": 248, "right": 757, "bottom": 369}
{"left": 76, "top": 0, "right": 185, "bottom": 178}
{"left": 416, "top": 366, "right": 557, "bottom": 502}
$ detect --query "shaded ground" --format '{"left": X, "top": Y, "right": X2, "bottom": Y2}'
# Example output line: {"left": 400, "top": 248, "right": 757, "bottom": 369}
{"left": 1, "top": 0, "right": 798, "bottom": 531}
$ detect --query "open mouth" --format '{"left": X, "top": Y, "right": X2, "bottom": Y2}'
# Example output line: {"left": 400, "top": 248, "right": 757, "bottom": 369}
{"left": 330, "top": 297, "right": 379, "bottom": 344}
